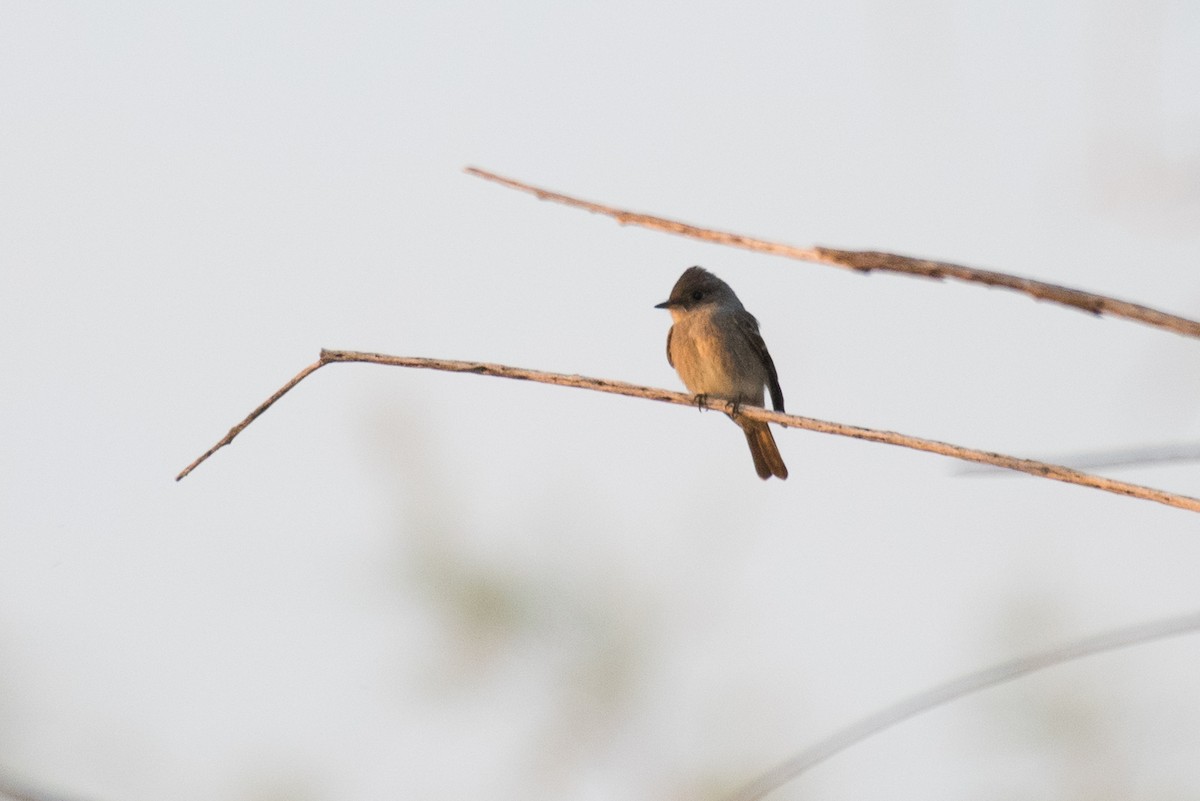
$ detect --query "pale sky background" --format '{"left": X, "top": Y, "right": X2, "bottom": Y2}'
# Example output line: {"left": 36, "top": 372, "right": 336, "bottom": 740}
{"left": 4, "top": 2, "right": 1200, "bottom": 800}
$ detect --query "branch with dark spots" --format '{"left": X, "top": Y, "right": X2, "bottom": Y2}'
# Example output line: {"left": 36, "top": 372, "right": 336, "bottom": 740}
{"left": 176, "top": 350, "right": 1200, "bottom": 514}
{"left": 466, "top": 167, "right": 1200, "bottom": 337}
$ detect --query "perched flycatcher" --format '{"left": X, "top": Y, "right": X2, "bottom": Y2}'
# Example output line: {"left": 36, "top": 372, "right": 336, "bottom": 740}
{"left": 655, "top": 266, "right": 788, "bottom": 480}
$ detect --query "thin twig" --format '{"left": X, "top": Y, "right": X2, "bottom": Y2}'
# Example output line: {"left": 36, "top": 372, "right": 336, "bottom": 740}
{"left": 727, "top": 608, "right": 1200, "bottom": 801}
{"left": 176, "top": 350, "right": 1200, "bottom": 514}
{"left": 464, "top": 167, "right": 1200, "bottom": 340}
{"left": 174, "top": 359, "right": 323, "bottom": 481}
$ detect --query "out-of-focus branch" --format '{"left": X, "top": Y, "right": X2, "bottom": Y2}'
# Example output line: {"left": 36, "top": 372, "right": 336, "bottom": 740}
{"left": 0, "top": 774, "right": 101, "bottom": 801}
{"left": 464, "top": 167, "right": 1200, "bottom": 340}
{"left": 961, "top": 441, "right": 1200, "bottom": 475}
{"left": 175, "top": 350, "right": 1200, "bottom": 514}
{"left": 727, "top": 608, "right": 1200, "bottom": 801}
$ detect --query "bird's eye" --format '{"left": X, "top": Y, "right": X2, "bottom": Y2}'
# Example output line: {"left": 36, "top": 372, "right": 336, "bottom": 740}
{"left": 690, "top": 290, "right": 704, "bottom": 301}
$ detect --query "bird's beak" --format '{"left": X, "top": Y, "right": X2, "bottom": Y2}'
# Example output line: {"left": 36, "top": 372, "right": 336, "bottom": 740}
{"left": 654, "top": 299, "right": 676, "bottom": 309}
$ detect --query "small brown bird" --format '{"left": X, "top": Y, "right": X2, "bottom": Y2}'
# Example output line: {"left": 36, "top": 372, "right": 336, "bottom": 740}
{"left": 655, "top": 266, "right": 788, "bottom": 480}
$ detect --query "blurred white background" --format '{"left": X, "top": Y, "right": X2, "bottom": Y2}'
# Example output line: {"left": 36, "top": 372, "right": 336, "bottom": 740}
{"left": 3, "top": 2, "right": 1200, "bottom": 800}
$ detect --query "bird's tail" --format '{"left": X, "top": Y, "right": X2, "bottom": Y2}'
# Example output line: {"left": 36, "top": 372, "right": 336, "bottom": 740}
{"left": 741, "top": 420, "right": 788, "bottom": 480}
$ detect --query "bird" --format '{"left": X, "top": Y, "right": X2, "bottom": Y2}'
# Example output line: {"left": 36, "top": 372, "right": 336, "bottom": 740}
{"left": 655, "top": 266, "right": 788, "bottom": 480}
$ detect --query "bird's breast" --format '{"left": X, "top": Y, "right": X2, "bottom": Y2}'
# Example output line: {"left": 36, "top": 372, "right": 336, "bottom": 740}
{"left": 669, "top": 309, "right": 765, "bottom": 404}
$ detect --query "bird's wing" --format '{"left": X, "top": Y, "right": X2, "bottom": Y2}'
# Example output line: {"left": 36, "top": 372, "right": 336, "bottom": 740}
{"left": 665, "top": 325, "right": 675, "bottom": 368}
{"left": 737, "top": 312, "right": 785, "bottom": 412}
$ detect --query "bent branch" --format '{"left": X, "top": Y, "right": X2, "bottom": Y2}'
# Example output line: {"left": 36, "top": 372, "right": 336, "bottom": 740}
{"left": 176, "top": 350, "right": 1200, "bottom": 514}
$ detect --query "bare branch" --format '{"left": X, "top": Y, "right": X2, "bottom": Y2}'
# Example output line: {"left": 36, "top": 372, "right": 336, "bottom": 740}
{"left": 726, "top": 608, "right": 1200, "bottom": 801}
{"left": 176, "top": 350, "right": 1200, "bottom": 514}
{"left": 464, "top": 167, "right": 1200, "bottom": 340}
{"left": 174, "top": 359, "right": 323, "bottom": 481}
